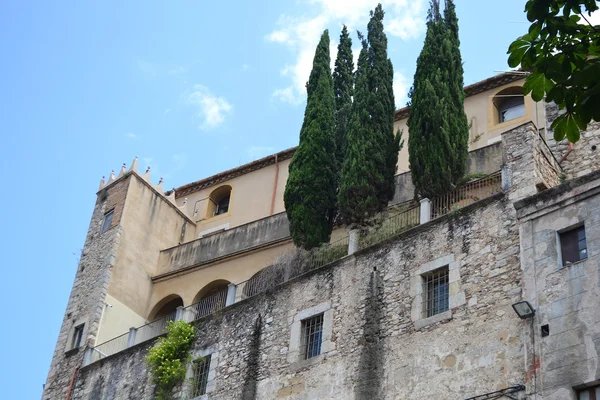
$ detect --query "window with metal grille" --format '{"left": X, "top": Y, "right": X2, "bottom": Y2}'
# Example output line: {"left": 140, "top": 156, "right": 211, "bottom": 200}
{"left": 578, "top": 384, "right": 600, "bottom": 400}
{"left": 101, "top": 209, "right": 114, "bottom": 234}
{"left": 560, "top": 225, "right": 587, "bottom": 266}
{"left": 71, "top": 324, "right": 84, "bottom": 349}
{"left": 301, "top": 313, "right": 323, "bottom": 360}
{"left": 423, "top": 267, "right": 449, "bottom": 318}
{"left": 191, "top": 355, "right": 211, "bottom": 397}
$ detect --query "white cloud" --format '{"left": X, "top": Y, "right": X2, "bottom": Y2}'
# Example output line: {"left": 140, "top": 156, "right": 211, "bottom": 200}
{"left": 266, "top": 0, "right": 426, "bottom": 104}
{"left": 393, "top": 71, "right": 410, "bottom": 108}
{"left": 247, "top": 146, "right": 275, "bottom": 161}
{"left": 587, "top": 9, "right": 600, "bottom": 25}
{"left": 125, "top": 132, "right": 140, "bottom": 140}
{"left": 186, "top": 85, "right": 233, "bottom": 130}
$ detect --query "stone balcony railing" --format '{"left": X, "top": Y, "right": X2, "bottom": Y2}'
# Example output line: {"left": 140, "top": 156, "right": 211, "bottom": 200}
{"left": 156, "top": 212, "right": 291, "bottom": 276}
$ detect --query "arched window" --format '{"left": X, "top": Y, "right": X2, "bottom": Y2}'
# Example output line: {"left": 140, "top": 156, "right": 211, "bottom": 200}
{"left": 207, "top": 185, "right": 232, "bottom": 217}
{"left": 493, "top": 87, "right": 525, "bottom": 123}
{"left": 191, "top": 280, "right": 230, "bottom": 319}
{"left": 148, "top": 294, "right": 184, "bottom": 321}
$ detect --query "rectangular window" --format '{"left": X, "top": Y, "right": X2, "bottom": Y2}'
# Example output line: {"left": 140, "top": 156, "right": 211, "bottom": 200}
{"left": 101, "top": 209, "right": 114, "bottom": 234}
{"left": 560, "top": 225, "right": 587, "bottom": 266}
{"left": 72, "top": 324, "right": 84, "bottom": 349}
{"left": 191, "top": 355, "right": 211, "bottom": 397}
{"left": 423, "top": 267, "right": 449, "bottom": 318}
{"left": 578, "top": 385, "right": 600, "bottom": 400}
{"left": 301, "top": 313, "right": 324, "bottom": 360}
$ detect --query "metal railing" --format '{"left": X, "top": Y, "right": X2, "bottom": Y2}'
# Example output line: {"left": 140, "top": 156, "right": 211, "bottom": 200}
{"left": 430, "top": 171, "right": 502, "bottom": 219}
{"left": 88, "top": 331, "right": 129, "bottom": 364}
{"left": 360, "top": 205, "right": 420, "bottom": 249}
{"left": 181, "top": 290, "right": 228, "bottom": 322}
{"left": 134, "top": 312, "right": 176, "bottom": 345}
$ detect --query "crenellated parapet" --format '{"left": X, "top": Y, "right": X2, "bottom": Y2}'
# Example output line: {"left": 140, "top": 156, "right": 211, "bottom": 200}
{"left": 97, "top": 156, "right": 192, "bottom": 220}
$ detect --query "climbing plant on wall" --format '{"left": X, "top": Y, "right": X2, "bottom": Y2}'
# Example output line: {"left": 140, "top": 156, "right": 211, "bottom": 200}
{"left": 146, "top": 320, "right": 195, "bottom": 400}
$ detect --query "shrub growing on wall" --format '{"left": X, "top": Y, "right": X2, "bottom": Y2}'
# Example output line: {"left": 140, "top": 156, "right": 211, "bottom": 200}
{"left": 146, "top": 320, "right": 195, "bottom": 400}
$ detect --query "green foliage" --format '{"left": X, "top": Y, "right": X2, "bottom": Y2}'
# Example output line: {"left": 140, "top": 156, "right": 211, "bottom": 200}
{"left": 408, "top": 0, "right": 468, "bottom": 198}
{"left": 333, "top": 25, "right": 354, "bottom": 175}
{"left": 145, "top": 320, "right": 195, "bottom": 400}
{"left": 408, "top": 0, "right": 455, "bottom": 198}
{"left": 284, "top": 30, "right": 337, "bottom": 249}
{"left": 507, "top": 0, "right": 600, "bottom": 143}
{"left": 338, "top": 4, "right": 400, "bottom": 228}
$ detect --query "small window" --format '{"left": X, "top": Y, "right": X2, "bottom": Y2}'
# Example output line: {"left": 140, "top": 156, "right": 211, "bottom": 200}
{"left": 72, "top": 324, "right": 84, "bottom": 349}
{"left": 423, "top": 267, "right": 449, "bottom": 318}
{"left": 560, "top": 225, "right": 587, "bottom": 266}
{"left": 191, "top": 355, "right": 211, "bottom": 397}
{"left": 301, "top": 313, "right": 324, "bottom": 360}
{"left": 101, "top": 209, "right": 114, "bottom": 233}
{"left": 215, "top": 195, "right": 230, "bottom": 216}
{"left": 578, "top": 385, "right": 600, "bottom": 400}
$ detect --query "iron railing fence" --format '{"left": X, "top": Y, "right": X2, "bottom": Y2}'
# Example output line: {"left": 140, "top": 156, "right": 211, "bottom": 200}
{"left": 134, "top": 311, "right": 176, "bottom": 346}
{"left": 89, "top": 331, "right": 129, "bottom": 363}
{"left": 360, "top": 205, "right": 420, "bottom": 249}
{"left": 430, "top": 171, "right": 502, "bottom": 219}
{"left": 182, "top": 289, "right": 228, "bottom": 322}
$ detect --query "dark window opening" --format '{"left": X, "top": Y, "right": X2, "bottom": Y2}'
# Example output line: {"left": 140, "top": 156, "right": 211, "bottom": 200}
{"left": 301, "top": 314, "right": 324, "bottom": 360}
{"left": 72, "top": 324, "right": 84, "bottom": 349}
{"left": 578, "top": 384, "right": 600, "bottom": 400}
{"left": 424, "top": 267, "right": 449, "bottom": 318}
{"left": 560, "top": 225, "right": 587, "bottom": 266}
{"left": 498, "top": 96, "right": 525, "bottom": 122}
{"left": 101, "top": 209, "right": 114, "bottom": 234}
{"left": 215, "top": 196, "right": 230, "bottom": 215}
{"left": 191, "top": 355, "right": 211, "bottom": 397}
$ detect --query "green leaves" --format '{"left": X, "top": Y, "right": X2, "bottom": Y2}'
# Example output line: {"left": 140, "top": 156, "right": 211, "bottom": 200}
{"left": 507, "top": 0, "right": 600, "bottom": 144}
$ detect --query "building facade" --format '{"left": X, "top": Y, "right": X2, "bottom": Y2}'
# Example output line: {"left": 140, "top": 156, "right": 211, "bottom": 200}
{"left": 42, "top": 72, "right": 600, "bottom": 400}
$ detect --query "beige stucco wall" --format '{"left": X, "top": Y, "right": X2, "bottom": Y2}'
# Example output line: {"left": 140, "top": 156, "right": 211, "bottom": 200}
{"left": 107, "top": 175, "right": 194, "bottom": 319}
{"left": 177, "top": 158, "right": 291, "bottom": 237}
{"left": 394, "top": 78, "right": 544, "bottom": 172}
{"left": 148, "top": 240, "right": 295, "bottom": 313}
{"left": 95, "top": 294, "right": 147, "bottom": 344}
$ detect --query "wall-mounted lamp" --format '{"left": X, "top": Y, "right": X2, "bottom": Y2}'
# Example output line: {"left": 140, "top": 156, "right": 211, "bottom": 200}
{"left": 512, "top": 300, "right": 536, "bottom": 319}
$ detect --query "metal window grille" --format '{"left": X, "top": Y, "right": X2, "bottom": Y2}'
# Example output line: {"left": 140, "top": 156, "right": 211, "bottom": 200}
{"left": 423, "top": 267, "right": 449, "bottom": 318}
{"left": 101, "top": 209, "right": 114, "bottom": 233}
{"left": 560, "top": 225, "right": 587, "bottom": 266}
{"left": 301, "top": 314, "right": 324, "bottom": 360}
{"left": 191, "top": 355, "right": 211, "bottom": 397}
{"left": 72, "top": 324, "right": 84, "bottom": 349}
{"left": 578, "top": 384, "right": 600, "bottom": 400}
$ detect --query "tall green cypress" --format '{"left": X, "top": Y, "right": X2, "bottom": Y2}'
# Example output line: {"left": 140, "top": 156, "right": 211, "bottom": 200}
{"left": 443, "top": 0, "right": 469, "bottom": 183}
{"left": 333, "top": 25, "right": 354, "bottom": 174}
{"left": 284, "top": 30, "right": 337, "bottom": 249}
{"left": 408, "top": 0, "right": 454, "bottom": 199}
{"left": 367, "top": 4, "right": 400, "bottom": 207}
{"left": 338, "top": 35, "right": 383, "bottom": 227}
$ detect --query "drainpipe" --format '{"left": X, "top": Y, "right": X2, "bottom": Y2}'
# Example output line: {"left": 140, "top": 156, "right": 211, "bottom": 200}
{"left": 270, "top": 154, "right": 279, "bottom": 216}
{"left": 559, "top": 142, "right": 574, "bottom": 164}
{"left": 65, "top": 367, "right": 79, "bottom": 400}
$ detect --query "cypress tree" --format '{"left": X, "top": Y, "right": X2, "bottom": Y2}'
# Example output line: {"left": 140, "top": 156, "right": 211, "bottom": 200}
{"left": 443, "top": 0, "right": 469, "bottom": 183}
{"left": 367, "top": 4, "right": 401, "bottom": 207}
{"left": 408, "top": 0, "right": 454, "bottom": 198}
{"left": 333, "top": 25, "right": 354, "bottom": 174}
{"left": 338, "top": 35, "right": 382, "bottom": 227}
{"left": 284, "top": 30, "right": 337, "bottom": 249}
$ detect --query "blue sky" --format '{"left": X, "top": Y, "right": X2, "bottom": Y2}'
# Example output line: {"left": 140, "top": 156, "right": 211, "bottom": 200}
{"left": 0, "top": 1, "right": 535, "bottom": 398}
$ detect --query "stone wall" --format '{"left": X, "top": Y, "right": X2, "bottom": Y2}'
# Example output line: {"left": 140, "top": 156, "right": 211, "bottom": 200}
{"left": 515, "top": 170, "right": 600, "bottom": 399}
{"left": 544, "top": 102, "right": 600, "bottom": 179}
{"left": 42, "top": 178, "right": 129, "bottom": 400}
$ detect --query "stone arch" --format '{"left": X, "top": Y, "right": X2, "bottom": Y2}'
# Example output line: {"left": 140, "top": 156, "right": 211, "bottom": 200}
{"left": 492, "top": 86, "right": 526, "bottom": 124}
{"left": 192, "top": 279, "right": 231, "bottom": 305}
{"left": 148, "top": 294, "right": 183, "bottom": 321}
{"left": 207, "top": 185, "right": 232, "bottom": 217}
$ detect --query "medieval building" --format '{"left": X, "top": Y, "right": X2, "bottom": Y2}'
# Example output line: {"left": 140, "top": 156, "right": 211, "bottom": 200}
{"left": 42, "top": 72, "right": 600, "bottom": 399}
